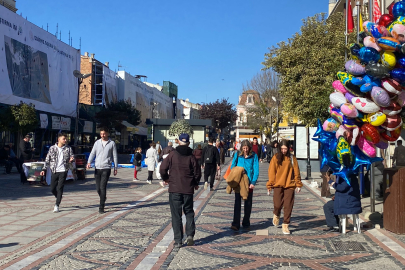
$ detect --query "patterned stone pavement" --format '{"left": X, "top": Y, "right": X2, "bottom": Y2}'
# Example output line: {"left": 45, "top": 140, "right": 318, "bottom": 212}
{"left": 1, "top": 159, "right": 405, "bottom": 269}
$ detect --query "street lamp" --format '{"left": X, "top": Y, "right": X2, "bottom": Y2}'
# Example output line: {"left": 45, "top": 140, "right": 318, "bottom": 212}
{"left": 73, "top": 70, "right": 91, "bottom": 152}
{"left": 272, "top": 96, "right": 279, "bottom": 141}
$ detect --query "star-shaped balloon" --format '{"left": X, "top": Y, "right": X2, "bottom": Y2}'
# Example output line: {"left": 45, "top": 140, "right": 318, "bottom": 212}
{"left": 334, "top": 167, "right": 359, "bottom": 186}
{"left": 313, "top": 119, "right": 336, "bottom": 139}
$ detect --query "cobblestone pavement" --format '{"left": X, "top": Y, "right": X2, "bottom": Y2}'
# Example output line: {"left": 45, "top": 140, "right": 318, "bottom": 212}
{"left": 1, "top": 159, "right": 405, "bottom": 269}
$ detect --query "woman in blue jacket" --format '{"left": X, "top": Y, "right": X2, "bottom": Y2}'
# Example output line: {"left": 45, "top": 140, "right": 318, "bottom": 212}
{"left": 333, "top": 175, "right": 362, "bottom": 216}
{"left": 230, "top": 140, "right": 259, "bottom": 230}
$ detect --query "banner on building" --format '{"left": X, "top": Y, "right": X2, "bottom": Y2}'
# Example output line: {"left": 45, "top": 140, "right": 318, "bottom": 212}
{"left": 60, "top": 117, "right": 71, "bottom": 131}
{"left": 83, "top": 121, "right": 93, "bottom": 133}
{"left": 0, "top": 5, "right": 80, "bottom": 117}
{"left": 52, "top": 116, "right": 60, "bottom": 130}
{"left": 103, "top": 66, "right": 118, "bottom": 107}
{"left": 40, "top": 114, "right": 48, "bottom": 129}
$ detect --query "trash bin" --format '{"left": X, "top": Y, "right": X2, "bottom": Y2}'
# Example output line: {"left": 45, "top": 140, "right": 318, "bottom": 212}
{"left": 383, "top": 167, "right": 405, "bottom": 234}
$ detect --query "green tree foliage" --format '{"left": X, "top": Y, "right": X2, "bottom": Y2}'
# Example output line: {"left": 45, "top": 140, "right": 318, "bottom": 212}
{"left": 8, "top": 102, "right": 39, "bottom": 135}
{"left": 262, "top": 12, "right": 355, "bottom": 126}
{"left": 168, "top": 119, "right": 193, "bottom": 137}
{"left": 200, "top": 98, "right": 237, "bottom": 136}
{"left": 95, "top": 99, "right": 141, "bottom": 130}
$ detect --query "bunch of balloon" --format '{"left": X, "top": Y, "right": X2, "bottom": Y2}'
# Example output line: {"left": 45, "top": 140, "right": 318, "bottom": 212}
{"left": 312, "top": 2, "right": 405, "bottom": 185}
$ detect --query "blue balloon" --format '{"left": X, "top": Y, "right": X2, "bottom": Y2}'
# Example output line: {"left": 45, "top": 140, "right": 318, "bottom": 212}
{"left": 391, "top": 68, "right": 405, "bottom": 83}
{"left": 397, "top": 57, "right": 405, "bottom": 68}
{"left": 393, "top": 1, "right": 405, "bottom": 18}
{"left": 359, "top": 47, "right": 380, "bottom": 63}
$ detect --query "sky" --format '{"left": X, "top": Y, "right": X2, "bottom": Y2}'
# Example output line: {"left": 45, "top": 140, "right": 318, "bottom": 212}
{"left": 16, "top": 0, "right": 328, "bottom": 106}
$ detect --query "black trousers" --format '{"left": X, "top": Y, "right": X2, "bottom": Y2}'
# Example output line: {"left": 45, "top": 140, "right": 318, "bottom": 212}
{"left": 1, "top": 160, "right": 12, "bottom": 174}
{"left": 95, "top": 169, "right": 111, "bottom": 208}
{"left": 204, "top": 163, "right": 217, "bottom": 188}
{"left": 232, "top": 190, "right": 253, "bottom": 229}
{"left": 148, "top": 170, "right": 153, "bottom": 181}
{"left": 50, "top": 171, "right": 67, "bottom": 206}
{"left": 323, "top": 200, "right": 339, "bottom": 227}
{"left": 9, "top": 157, "right": 22, "bottom": 173}
{"left": 169, "top": 192, "right": 195, "bottom": 244}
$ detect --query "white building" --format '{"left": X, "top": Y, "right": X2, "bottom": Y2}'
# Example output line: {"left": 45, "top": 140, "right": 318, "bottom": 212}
{"left": 234, "top": 90, "right": 261, "bottom": 142}
{"left": 179, "top": 98, "right": 201, "bottom": 119}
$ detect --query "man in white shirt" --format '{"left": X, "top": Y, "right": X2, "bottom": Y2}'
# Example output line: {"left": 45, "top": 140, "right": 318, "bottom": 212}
{"left": 41, "top": 133, "right": 74, "bottom": 213}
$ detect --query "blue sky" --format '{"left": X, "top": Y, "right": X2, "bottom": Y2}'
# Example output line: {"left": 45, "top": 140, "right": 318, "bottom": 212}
{"left": 17, "top": 0, "right": 328, "bottom": 106}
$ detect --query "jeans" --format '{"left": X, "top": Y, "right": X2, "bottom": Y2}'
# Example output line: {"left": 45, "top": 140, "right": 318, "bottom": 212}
{"left": 204, "top": 163, "right": 217, "bottom": 188}
{"left": 323, "top": 200, "right": 339, "bottom": 227}
{"left": 232, "top": 190, "right": 253, "bottom": 229}
{"left": 50, "top": 171, "right": 67, "bottom": 206}
{"left": 169, "top": 192, "right": 195, "bottom": 244}
{"left": 95, "top": 169, "right": 111, "bottom": 208}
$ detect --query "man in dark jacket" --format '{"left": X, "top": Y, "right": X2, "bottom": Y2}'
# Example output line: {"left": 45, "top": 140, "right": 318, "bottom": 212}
{"left": 160, "top": 141, "right": 175, "bottom": 159}
{"left": 201, "top": 138, "right": 220, "bottom": 190}
{"left": 160, "top": 133, "right": 201, "bottom": 249}
{"left": 19, "top": 135, "right": 35, "bottom": 161}
{"left": 251, "top": 137, "right": 262, "bottom": 162}
{"left": 0, "top": 145, "right": 13, "bottom": 174}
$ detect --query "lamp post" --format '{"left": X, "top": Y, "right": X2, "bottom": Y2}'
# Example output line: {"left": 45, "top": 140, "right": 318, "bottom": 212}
{"left": 73, "top": 70, "right": 91, "bottom": 153}
{"left": 272, "top": 96, "right": 279, "bottom": 141}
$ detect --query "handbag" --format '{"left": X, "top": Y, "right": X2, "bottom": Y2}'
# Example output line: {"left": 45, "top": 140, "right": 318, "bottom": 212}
{"left": 223, "top": 163, "right": 232, "bottom": 179}
{"left": 290, "top": 154, "right": 295, "bottom": 183}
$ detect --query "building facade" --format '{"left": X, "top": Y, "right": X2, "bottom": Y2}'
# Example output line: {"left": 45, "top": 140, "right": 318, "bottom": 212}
{"left": 1, "top": 0, "right": 17, "bottom": 12}
{"left": 179, "top": 99, "right": 201, "bottom": 119}
{"left": 328, "top": 0, "right": 391, "bottom": 17}
{"left": 234, "top": 90, "right": 261, "bottom": 141}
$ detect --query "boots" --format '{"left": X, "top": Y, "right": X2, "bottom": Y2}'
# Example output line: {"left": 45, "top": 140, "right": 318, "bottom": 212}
{"left": 282, "top": 224, "right": 290, "bottom": 234}
{"left": 272, "top": 214, "right": 280, "bottom": 227}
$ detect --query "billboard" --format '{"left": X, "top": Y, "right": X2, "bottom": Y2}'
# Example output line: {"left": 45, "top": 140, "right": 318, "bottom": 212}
{"left": 0, "top": 5, "right": 80, "bottom": 117}
{"left": 294, "top": 126, "right": 319, "bottom": 160}
{"left": 103, "top": 66, "right": 118, "bottom": 107}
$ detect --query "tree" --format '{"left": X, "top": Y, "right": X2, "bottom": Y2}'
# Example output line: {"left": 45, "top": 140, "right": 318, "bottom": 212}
{"left": 168, "top": 119, "right": 193, "bottom": 137}
{"left": 262, "top": 12, "right": 356, "bottom": 126}
{"left": 243, "top": 70, "right": 281, "bottom": 140}
{"left": 9, "top": 102, "right": 39, "bottom": 135}
{"left": 95, "top": 99, "right": 141, "bottom": 130}
{"left": 200, "top": 98, "right": 237, "bottom": 138}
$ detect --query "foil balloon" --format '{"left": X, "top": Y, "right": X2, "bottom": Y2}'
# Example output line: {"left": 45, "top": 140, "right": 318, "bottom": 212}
{"left": 375, "top": 137, "right": 389, "bottom": 149}
{"left": 323, "top": 118, "right": 340, "bottom": 132}
{"left": 377, "top": 37, "right": 400, "bottom": 52}
{"left": 363, "top": 36, "right": 381, "bottom": 51}
{"left": 360, "top": 123, "right": 380, "bottom": 144}
{"left": 358, "top": 31, "right": 368, "bottom": 44}
{"left": 359, "top": 47, "right": 381, "bottom": 63}
{"left": 351, "top": 75, "right": 380, "bottom": 93}
{"left": 396, "top": 90, "right": 405, "bottom": 106}
{"left": 366, "top": 23, "right": 388, "bottom": 38}
{"left": 398, "top": 56, "right": 405, "bottom": 68}
{"left": 313, "top": 119, "right": 336, "bottom": 139}
{"left": 342, "top": 117, "right": 359, "bottom": 130}
{"left": 341, "top": 103, "right": 359, "bottom": 118}
{"left": 350, "top": 43, "right": 362, "bottom": 58}
{"left": 390, "top": 24, "right": 405, "bottom": 43}
{"left": 336, "top": 136, "right": 353, "bottom": 167}
{"left": 328, "top": 103, "right": 335, "bottom": 114}
{"left": 382, "top": 78, "right": 403, "bottom": 94}
{"left": 381, "top": 114, "right": 403, "bottom": 131}
{"left": 345, "top": 60, "right": 366, "bottom": 75}
{"left": 336, "top": 72, "right": 364, "bottom": 97}
{"left": 331, "top": 108, "right": 344, "bottom": 123}
{"left": 379, "top": 14, "right": 394, "bottom": 27}
{"left": 371, "top": 86, "right": 391, "bottom": 107}
{"left": 366, "top": 62, "right": 390, "bottom": 79}
{"left": 351, "top": 97, "right": 381, "bottom": 113}
{"left": 381, "top": 51, "right": 397, "bottom": 69}
{"left": 380, "top": 125, "right": 402, "bottom": 141}
{"left": 380, "top": 102, "right": 402, "bottom": 116}
{"left": 390, "top": 68, "right": 405, "bottom": 83}
{"left": 362, "top": 112, "right": 387, "bottom": 126}
{"left": 393, "top": 1, "right": 405, "bottom": 18}
{"left": 345, "top": 92, "right": 357, "bottom": 101}
{"left": 357, "top": 135, "right": 377, "bottom": 158}
{"left": 330, "top": 92, "right": 347, "bottom": 107}
{"left": 387, "top": 16, "right": 405, "bottom": 32}
{"left": 332, "top": 80, "right": 347, "bottom": 94}
{"left": 336, "top": 125, "right": 359, "bottom": 145}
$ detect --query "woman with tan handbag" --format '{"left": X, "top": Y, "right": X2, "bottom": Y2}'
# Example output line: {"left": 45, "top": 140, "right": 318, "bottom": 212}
{"left": 267, "top": 139, "right": 302, "bottom": 234}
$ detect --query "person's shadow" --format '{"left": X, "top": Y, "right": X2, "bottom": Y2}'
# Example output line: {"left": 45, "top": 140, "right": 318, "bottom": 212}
{"left": 0, "top": 242, "right": 19, "bottom": 248}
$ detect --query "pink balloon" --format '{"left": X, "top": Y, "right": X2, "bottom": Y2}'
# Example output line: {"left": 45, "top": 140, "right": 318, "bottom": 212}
{"left": 332, "top": 80, "right": 347, "bottom": 94}
{"left": 363, "top": 36, "right": 381, "bottom": 51}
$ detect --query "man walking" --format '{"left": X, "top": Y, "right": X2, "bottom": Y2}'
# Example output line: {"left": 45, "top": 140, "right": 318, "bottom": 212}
{"left": 160, "top": 141, "right": 175, "bottom": 160}
{"left": 40, "top": 133, "right": 74, "bottom": 213}
{"left": 87, "top": 128, "right": 118, "bottom": 214}
{"left": 393, "top": 140, "right": 405, "bottom": 167}
{"left": 251, "top": 137, "right": 262, "bottom": 162}
{"left": 160, "top": 133, "right": 201, "bottom": 249}
{"left": 201, "top": 138, "right": 220, "bottom": 190}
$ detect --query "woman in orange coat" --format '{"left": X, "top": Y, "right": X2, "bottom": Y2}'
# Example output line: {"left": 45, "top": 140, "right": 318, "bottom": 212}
{"left": 267, "top": 140, "right": 302, "bottom": 234}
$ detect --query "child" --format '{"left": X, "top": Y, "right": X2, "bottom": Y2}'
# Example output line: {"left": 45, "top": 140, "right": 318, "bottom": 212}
{"left": 133, "top": 147, "right": 142, "bottom": 181}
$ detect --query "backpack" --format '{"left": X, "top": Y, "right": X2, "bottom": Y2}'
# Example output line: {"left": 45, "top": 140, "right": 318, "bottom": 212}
{"left": 203, "top": 145, "right": 216, "bottom": 164}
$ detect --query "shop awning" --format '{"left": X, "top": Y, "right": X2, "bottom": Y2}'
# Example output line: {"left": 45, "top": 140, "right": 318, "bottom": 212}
{"left": 121, "top": 121, "right": 137, "bottom": 132}
{"left": 134, "top": 126, "right": 148, "bottom": 136}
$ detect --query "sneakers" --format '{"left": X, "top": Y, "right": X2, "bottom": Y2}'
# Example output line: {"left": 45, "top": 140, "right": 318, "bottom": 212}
{"left": 99, "top": 208, "right": 105, "bottom": 214}
{"left": 146, "top": 180, "right": 152, "bottom": 184}
{"left": 204, "top": 182, "right": 208, "bottom": 190}
{"left": 272, "top": 214, "right": 280, "bottom": 227}
{"left": 53, "top": 205, "right": 59, "bottom": 213}
{"left": 159, "top": 181, "right": 165, "bottom": 187}
{"left": 173, "top": 242, "right": 182, "bottom": 250}
{"left": 186, "top": 236, "right": 194, "bottom": 246}
{"left": 282, "top": 224, "right": 290, "bottom": 234}
{"left": 133, "top": 178, "right": 139, "bottom": 181}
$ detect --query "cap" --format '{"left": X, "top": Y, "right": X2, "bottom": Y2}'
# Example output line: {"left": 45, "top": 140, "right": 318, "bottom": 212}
{"left": 179, "top": 133, "right": 190, "bottom": 143}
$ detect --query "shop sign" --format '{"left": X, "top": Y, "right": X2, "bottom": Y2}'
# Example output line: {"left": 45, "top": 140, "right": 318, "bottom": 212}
{"left": 60, "top": 117, "right": 71, "bottom": 131}
{"left": 40, "top": 114, "right": 48, "bottom": 128}
{"left": 52, "top": 116, "right": 60, "bottom": 129}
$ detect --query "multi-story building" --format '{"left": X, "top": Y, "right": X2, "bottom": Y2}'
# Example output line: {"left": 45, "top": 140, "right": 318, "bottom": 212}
{"left": 1, "top": 0, "right": 17, "bottom": 12}
{"left": 179, "top": 99, "right": 201, "bottom": 119}
{"left": 234, "top": 90, "right": 261, "bottom": 141}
